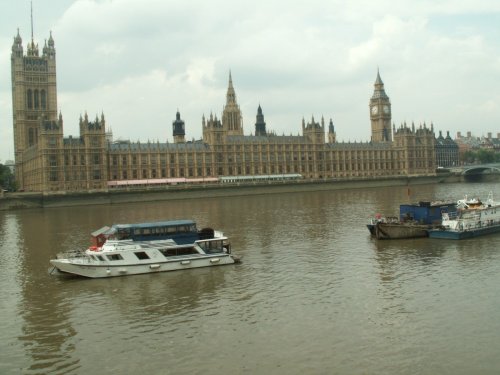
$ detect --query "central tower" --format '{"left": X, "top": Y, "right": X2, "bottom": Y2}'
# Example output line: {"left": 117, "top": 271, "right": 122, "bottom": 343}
{"left": 369, "top": 70, "right": 392, "bottom": 142}
{"left": 222, "top": 72, "right": 243, "bottom": 136}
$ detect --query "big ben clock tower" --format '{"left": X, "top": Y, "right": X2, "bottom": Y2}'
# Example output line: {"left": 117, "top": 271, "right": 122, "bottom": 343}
{"left": 369, "top": 70, "right": 392, "bottom": 142}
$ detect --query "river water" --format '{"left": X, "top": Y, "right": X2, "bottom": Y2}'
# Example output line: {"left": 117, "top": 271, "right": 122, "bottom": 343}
{"left": 1, "top": 181, "right": 500, "bottom": 375}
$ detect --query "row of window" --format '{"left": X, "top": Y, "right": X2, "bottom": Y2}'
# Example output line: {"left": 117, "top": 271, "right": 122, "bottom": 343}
{"left": 115, "top": 224, "right": 196, "bottom": 239}
{"left": 109, "top": 161, "right": 410, "bottom": 179}
{"left": 109, "top": 150, "right": 405, "bottom": 164}
{"left": 89, "top": 247, "right": 202, "bottom": 262}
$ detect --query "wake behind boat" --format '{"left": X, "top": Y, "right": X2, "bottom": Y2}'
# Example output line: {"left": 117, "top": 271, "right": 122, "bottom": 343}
{"left": 428, "top": 192, "right": 500, "bottom": 240}
{"left": 50, "top": 219, "right": 240, "bottom": 278}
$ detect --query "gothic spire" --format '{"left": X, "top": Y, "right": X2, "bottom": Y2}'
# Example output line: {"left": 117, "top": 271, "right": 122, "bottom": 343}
{"left": 226, "top": 70, "right": 236, "bottom": 105}
{"left": 371, "top": 69, "right": 389, "bottom": 100}
{"left": 27, "top": 1, "right": 39, "bottom": 56}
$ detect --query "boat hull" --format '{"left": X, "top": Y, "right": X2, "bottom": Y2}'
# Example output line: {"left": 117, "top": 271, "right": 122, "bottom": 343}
{"left": 368, "top": 222, "right": 430, "bottom": 240}
{"left": 50, "top": 254, "right": 236, "bottom": 278}
{"left": 428, "top": 224, "right": 500, "bottom": 240}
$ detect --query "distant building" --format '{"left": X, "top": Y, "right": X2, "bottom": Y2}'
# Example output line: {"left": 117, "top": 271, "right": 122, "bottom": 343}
{"left": 435, "top": 131, "right": 459, "bottom": 167}
{"left": 10, "top": 29, "right": 437, "bottom": 193}
{"left": 455, "top": 132, "right": 500, "bottom": 161}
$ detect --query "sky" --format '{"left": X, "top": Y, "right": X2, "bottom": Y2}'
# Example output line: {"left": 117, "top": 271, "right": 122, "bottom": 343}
{"left": 1, "top": 0, "right": 500, "bottom": 163}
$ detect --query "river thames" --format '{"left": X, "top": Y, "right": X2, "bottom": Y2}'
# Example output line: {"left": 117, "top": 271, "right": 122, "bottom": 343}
{"left": 1, "top": 181, "right": 500, "bottom": 375}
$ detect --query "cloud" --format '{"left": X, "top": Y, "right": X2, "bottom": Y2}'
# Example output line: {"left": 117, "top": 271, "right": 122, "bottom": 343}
{"left": 1, "top": 0, "right": 500, "bottom": 163}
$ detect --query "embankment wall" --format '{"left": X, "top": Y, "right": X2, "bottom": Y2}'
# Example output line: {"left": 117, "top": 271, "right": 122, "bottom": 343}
{"left": 0, "top": 175, "right": 453, "bottom": 211}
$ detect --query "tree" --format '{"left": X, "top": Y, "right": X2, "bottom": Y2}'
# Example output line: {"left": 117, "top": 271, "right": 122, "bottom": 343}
{"left": 461, "top": 149, "right": 500, "bottom": 165}
{"left": 0, "top": 164, "right": 16, "bottom": 191}
{"left": 462, "top": 150, "right": 476, "bottom": 164}
{"left": 476, "top": 149, "right": 495, "bottom": 164}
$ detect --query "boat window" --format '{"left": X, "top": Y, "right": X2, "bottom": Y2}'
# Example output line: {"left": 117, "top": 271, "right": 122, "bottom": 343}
{"left": 97, "top": 255, "right": 105, "bottom": 261}
{"left": 107, "top": 254, "right": 124, "bottom": 261}
{"left": 117, "top": 229, "right": 130, "bottom": 240}
{"left": 134, "top": 251, "right": 150, "bottom": 260}
{"left": 159, "top": 247, "right": 198, "bottom": 257}
{"left": 177, "top": 247, "right": 198, "bottom": 255}
{"left": 160, "top": 248, "right": 178, "bottom": 257}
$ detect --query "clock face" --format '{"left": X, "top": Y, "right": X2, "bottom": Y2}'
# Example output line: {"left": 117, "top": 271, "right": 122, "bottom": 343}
{"left": 383, "top": 105, "right": 390, "bottom": 114}
{"left": 371, "top": 106, "right": 378, "bottom": 115}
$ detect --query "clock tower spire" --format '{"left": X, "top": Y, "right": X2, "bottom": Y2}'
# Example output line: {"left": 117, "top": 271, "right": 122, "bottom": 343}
{"left": 369, "top": 69, "right": 392, "bottom": 142}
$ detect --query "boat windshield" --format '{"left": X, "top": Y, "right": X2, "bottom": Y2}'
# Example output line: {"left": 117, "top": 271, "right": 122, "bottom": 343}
{"left": 197, "top": 239, "right": 226, "bottom": 254}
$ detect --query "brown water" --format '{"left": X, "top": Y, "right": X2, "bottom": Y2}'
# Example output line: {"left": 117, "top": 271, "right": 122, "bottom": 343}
{"left": 1, "top": 182, "right": 500, "bottom": 375}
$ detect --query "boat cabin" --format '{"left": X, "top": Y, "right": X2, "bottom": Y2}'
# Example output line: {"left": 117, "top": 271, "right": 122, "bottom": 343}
{"left": 399, "top": 201, "right": 456, "bottom": 225}
{"left": 91, "top": 220, "right": 202, "bottom": 246}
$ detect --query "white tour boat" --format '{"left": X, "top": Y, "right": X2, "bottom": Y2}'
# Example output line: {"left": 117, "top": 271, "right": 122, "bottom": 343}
{"left": 50, "top": 219, "right": 240, "bottom": 278}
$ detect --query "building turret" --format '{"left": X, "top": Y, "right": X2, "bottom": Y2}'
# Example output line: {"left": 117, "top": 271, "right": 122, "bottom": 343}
{"left": 11, "top": 29, "right": 23, "bottom": 57}
{"left": 303, "top": 115, "right": 325, "bottom": 144}
{"left": 42, "top": 31, "right": 56, "bottom": 59}
{"left": 172, "top": 110, "right": 186, "bottom": 143}
{"left": 79, "top": 112, "right": 106, "bottom": 139}
{"left": 255, "top": 104, "right": 267, "bottom": 136}
{"left": 203, "top": 113, "right": 225, "bottom": 145}
{"left": 328, "top": 118, "right": 336, "bottom": 143}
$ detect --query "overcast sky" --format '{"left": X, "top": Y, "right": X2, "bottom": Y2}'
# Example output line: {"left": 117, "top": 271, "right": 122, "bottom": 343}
{"left": 1, "top": 0, "right": 500, "bottom": 163}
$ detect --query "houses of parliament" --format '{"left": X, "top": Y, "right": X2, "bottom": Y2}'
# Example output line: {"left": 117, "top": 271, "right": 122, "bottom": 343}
{"left": 11, "top": 29, "right": 437, "bottom": 193}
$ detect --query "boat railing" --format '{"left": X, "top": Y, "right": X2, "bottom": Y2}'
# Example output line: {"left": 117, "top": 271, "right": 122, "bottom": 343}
{"left": 456, "top": 217, "right": 500, "bottom": 231}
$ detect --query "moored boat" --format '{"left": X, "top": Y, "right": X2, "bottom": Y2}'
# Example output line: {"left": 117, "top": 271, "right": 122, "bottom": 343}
{"left": 428, "top": 192, "right": 500, "bottom": 240}
{"left": 369, "top": 220, "right": 430, "bottom": 240}
{"left": 50, "top": 219, "right": 240, "bottom": 278}
{"left": 368, "top": 201, "right": 456, "bottom": 240}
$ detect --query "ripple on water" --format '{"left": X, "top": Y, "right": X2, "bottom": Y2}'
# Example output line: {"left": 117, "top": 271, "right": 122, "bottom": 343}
{"left": 2, "top": 183, "right": 500, "bottom": 374}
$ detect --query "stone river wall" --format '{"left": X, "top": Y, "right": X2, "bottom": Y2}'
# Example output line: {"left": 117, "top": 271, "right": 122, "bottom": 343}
{"left": 0, "top": 175, "right": 454, "bottom": 211}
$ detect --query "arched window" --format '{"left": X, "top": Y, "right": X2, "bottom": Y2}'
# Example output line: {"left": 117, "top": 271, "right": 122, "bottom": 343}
{"left": 41, "top": 90, "right": 47, "bottom": 109}
{"left": 27, "top": 89, "right": 33, "bottom": 109}
{"left": 34, "top": 90, "right": 39, "bottom": 109}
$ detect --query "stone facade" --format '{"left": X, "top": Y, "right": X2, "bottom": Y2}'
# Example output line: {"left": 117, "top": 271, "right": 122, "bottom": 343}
{"left": 11, "top": 31, "right": 437, "bottom": 193}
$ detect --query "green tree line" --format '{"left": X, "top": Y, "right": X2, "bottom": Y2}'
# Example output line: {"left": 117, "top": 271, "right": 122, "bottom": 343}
{"left": 462, "top": 149, "right": 500, "bottom": 164}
